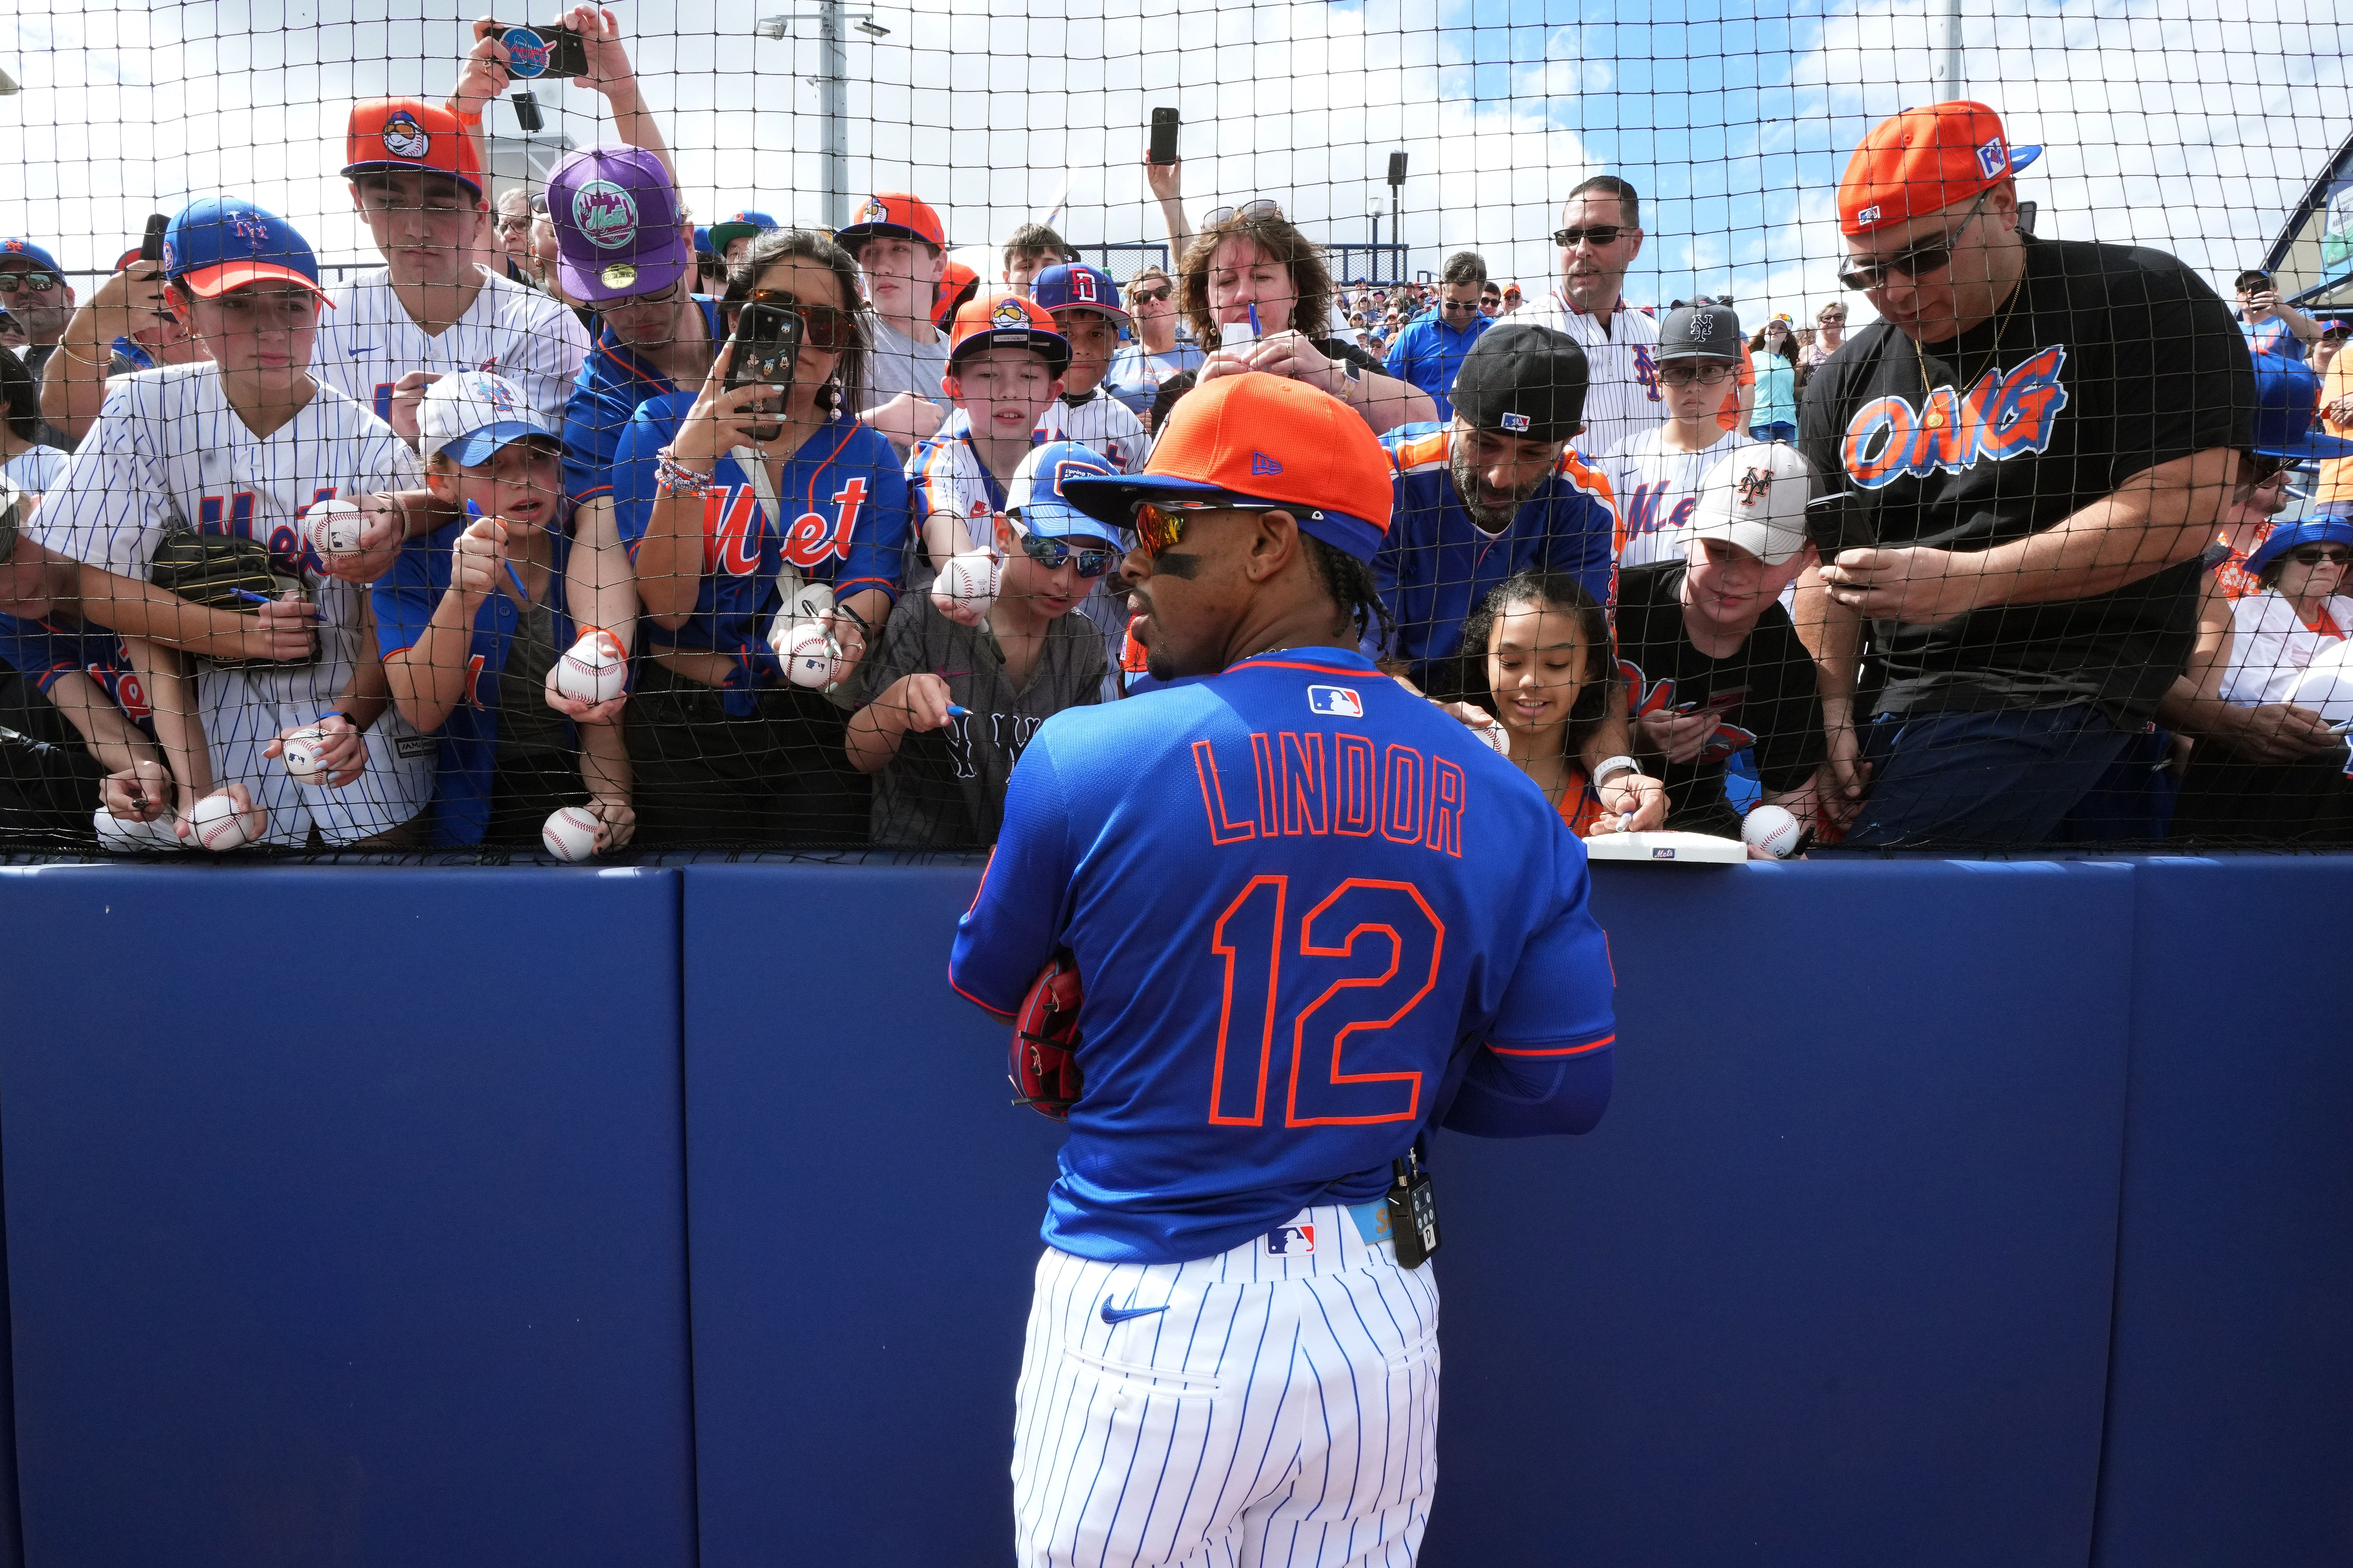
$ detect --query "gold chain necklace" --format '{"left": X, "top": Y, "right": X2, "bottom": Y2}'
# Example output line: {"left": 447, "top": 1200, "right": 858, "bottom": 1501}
{"left": 1913, "top": 266, "right": 2027, "bottom": 426}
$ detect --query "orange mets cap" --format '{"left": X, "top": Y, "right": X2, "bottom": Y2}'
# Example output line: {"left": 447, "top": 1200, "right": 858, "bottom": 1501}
{"left": 836, "top": 191, "right": 946, "bottom": 249}
{"left": 1058, "top": 371, "right": 1394, "bottom": 561}
{"left": 948, "top": 291, "right": 1071, "bottom": 377}
{"left": 1839, "top": 101, "right": 2040, "bottom": 237}
{"left": 931, "top": 258, "right": 981, "bottom": 331}
{"left": 343, "top": 98, "right": 485, "bottom": 197}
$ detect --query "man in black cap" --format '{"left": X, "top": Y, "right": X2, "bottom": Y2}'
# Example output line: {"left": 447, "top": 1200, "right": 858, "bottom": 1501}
{"left": 1372, "top": 322, "right": 1665, "bottom": 827}
{"left": 1375, "top": 323, "right": 1622, "bottom": 695}
{"left": 1598, "top": 299, "right": 1759, "bottom": 571}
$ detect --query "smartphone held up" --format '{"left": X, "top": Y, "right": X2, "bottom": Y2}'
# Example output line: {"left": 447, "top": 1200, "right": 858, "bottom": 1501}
{"left": 725, "top": 303, "right": 805, "bottom": 444}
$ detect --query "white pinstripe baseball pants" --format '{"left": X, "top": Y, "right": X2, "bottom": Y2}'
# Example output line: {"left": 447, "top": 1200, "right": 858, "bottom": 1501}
{"left": 1012, "top": 1205, "right": 1441, "bottom": 1567}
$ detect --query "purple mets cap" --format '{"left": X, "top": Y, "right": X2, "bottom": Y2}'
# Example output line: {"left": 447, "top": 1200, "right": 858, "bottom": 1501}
{"left": 548, "top": 145, "right": 691, "bottom": 304}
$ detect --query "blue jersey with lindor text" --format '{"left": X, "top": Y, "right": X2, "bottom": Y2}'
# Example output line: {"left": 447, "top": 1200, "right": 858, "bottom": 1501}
{"left": 950, "top": 647, "right": 1617, "bottom": 1265}
{"left": 1374, "top": 423, "right": 1620, "bottom": 685}
{"left": 371, "top": 520, "right": 580, "bottom": 846}
{"left": 561, "top": 296, "right": 724, "bottom": 508}
{"left": 0, "top": 612, "right": 152, "bottom": 728}
{"left": 613, "top": 395, "right": 911, "bottom": 713}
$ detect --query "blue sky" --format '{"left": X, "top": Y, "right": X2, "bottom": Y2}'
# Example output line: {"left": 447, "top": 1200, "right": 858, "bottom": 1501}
{"left": 1, "top": 0, "right": 2347, "bottom": 329}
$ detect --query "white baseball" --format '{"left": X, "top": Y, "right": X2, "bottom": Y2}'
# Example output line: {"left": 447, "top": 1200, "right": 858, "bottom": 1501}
{"left": 930, "top": 548, "right": 1000, "bottom": 619}
{"left": 554, "top": 631, "right": 629, "bottom": 704}
{"left": 542, "top": 805, "right": 600, "bottom": 862}
{"left": 1741, "top": 802, "right": 1803, "bottom": 859}
{"left": 1475, "top": 719, "right": 1510, "bottom": 757}
{"left": 781, "top": 622, "right": 843, "bottom": 690}
{"left": 92, "top": 806, "right": 178, "bottom": 854}
{"left": 281, "top": 725, "right": 326, "bottom": 782}
{"left": 302, "top": 497, "right": 365, "bottom": 557}
{"left": 2285, "top": 645, "right": 2353, "bottom": 726}
{"left": 189, "top": 792, "right": 253, "bottom": 853}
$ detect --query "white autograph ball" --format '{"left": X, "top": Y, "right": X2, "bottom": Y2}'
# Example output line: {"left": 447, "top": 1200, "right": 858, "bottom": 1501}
{"left": 302, "top": 497, "right": 365, "bottom": 557}
{"left": 542, "top": 805, "right": 599, "bottom": 862}
{"left": 780, "top": 623, "right": 843, "bottom": 690}
{"left": 189, "top": 792, "right": 253, "bottom": 853}
{"left": 553, "top": 631, "right": 629, "bottom": 705}
{"left": 1475, "top": 719, "right": 1510, "bottom": 757}
{"left": 930, "top": 548, "right": 1000, "bottom": 620}
{"left": 1741, "top": 803, "right": 1803, "bottom": 859}
{"left": 281, "top": 725, "right": 327, "bottom": 782}
{"left": 92, "top": 806, "right": 178, "bottom": 853}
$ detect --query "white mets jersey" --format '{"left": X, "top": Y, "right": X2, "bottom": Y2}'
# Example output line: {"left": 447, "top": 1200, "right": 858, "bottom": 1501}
{"left": 315, "top": 265, "right": 590, "bottom": 426}
{"left": 31, "top": 363, "right": 433, "bottom": 843}
{"left": 1035, "top": 387, "right": 1148, "bottom": 475}
{"left": 1522, "top": 292, "right": 1667, "bottom": 460}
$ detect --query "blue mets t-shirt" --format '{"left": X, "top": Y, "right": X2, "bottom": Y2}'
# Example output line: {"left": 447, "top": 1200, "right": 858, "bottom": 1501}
{"left": 0, "top": 613, "right": 152, "bottom": 728}
{"left": 950, "top": 647, "right": 1617, "bottom": 1264}
{"left": 612, "top": 397, "right": 912, "bottom": 715}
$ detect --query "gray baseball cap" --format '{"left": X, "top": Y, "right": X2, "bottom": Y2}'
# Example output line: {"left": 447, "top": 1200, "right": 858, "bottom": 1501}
{"left": 1658, "top": 301, "right": 1743, "bottom": 362}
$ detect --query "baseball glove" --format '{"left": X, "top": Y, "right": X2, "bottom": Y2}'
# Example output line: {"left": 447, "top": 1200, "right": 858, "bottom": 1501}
{"left": 149, "top": 531, "right": 309, "bottom": 670}
{"left": 1009, "top": 951, "right": 1085, "bottom": 1119}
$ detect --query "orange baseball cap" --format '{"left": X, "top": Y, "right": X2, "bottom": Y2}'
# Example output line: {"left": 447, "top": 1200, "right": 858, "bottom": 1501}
{"left": 1839, "top": 100, "right": 2039, "bottom": 237}
{"left": 837, "top": 191, "right": 945, "bottom": 249}
{"left": 948, "top": 291, "right": 1070, "bottom": 377}
{"left": 932, "top": 258, "right": 981, "bottom": 331}
{"left": 1058, "top": 371, "right": 1393, "bottom": 561}
{"left": 343, "top": 98, "right": 484, "bottom": 196}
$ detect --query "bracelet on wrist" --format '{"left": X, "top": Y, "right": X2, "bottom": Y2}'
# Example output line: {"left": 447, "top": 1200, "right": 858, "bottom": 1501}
{"left": 1592, "top": 753, "right": 1643, "bottom": 785}
{"left": 655, "top": 446, "right": 719, "bottom": 499}
{"left": 316, "top": 710, "right": 356, "bottom": 730}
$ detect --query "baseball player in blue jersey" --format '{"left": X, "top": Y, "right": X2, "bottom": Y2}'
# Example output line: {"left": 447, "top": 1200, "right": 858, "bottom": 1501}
{"left": 951, "top": 370, "right": 1618, "bottom": 1566}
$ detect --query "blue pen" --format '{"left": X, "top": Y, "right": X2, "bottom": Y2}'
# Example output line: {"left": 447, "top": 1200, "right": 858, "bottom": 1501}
{"left": 946, "top": 704, "right": 970, "bottom": 718}
{"left": 1247, "top": 302, "right": 1261, "bottom": 337}
{"left": 225, "top": 587, "right": 275, "bottom": 607}
{"left": 465, "top": 500, "right": 533, "bottom": 603}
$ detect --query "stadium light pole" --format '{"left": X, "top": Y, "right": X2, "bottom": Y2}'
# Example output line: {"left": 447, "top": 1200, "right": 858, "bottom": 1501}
{"left": 756, "top": 6, "right": 891, "bottom": 231}
{"left": 1931, "top": 0, "right": 1964, "bottom": 94}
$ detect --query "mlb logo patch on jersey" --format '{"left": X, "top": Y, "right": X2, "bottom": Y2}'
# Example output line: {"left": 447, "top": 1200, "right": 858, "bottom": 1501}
{"left": 1307, "top": 685, "right": 1363, "bottom": 718}
{"left": 1266, "top": 1224, "right": 1316, "bottom": 1256}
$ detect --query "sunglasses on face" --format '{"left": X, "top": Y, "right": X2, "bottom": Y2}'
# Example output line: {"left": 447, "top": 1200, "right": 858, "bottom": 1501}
{"left": 1442, "top": 298, "right": 1481, "bottom": 313}
{"left": 1659, "top": 362, "right": 1736, "bottom": 387}
{"left": 0, "top": 273, "right": 61, "bottom": 294}
{"left": 1836, "top": 194, "right": 1991, "bottom": 293}
{"left": 2287, "top": 546, "right": 2352, "bottom": 566}
{"left": 740, "top": 289, "right": 861, "bottom": 352}
{"left": 1009, "top": 520, "right": 1120, "bottom": 578}
{"left": 1205, "top": 199, "right": 1284, "bottom": 226}
{"left": 1552, "top": 225, "right": 1630, "bottom": 249}
{"left": 1133, "top": 499, "right": 1284, "bottom": 558}
{"left": 1130, "top": 285, "right": 1173, "bottom": 305}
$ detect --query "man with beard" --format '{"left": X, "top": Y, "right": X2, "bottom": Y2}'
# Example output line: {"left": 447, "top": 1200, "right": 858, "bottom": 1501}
{"left": 1375, "top": 323, "right": 1620, "bottom": 697}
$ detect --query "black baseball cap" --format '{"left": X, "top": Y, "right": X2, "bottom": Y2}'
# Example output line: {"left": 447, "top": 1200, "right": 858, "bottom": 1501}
{"left": 1448, "top": 323, "right": 1588, "bottom": 445}
{"left": 1658, "top": 301, "right": 1742, "bottom": 362}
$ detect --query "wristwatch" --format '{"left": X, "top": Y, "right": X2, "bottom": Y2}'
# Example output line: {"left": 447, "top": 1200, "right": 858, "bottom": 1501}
{"left": 1592, "top": 754, "right": 1644, "bottom": 785}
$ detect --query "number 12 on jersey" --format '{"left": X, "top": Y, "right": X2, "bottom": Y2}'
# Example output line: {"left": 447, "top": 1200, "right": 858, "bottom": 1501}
{"left": 1209, "top": 876, "right": 1445, "bottom": 1128}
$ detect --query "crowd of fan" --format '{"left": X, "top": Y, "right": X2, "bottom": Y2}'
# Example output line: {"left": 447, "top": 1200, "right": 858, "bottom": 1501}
{"left": 2, "top": 11, "right": 2349, "bottom": 857}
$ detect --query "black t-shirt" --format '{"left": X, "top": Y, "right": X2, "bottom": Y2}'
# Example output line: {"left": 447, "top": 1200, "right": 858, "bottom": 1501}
{"left": 1615, "top": 561, "right": 1826, "bottom": 837}
{"left": 1797, "top": 235, "right": 2251, "bottom": 724}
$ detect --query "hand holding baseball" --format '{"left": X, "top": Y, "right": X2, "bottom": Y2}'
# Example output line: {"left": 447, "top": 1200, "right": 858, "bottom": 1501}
{"left": 178, "top": 783, "right": 268, "bottom": 851}
{"left": 313, "top": 492, "right": 407, "bottom": 585}
{"left": 265, "top": 714, "right": 367, "bottom": 788}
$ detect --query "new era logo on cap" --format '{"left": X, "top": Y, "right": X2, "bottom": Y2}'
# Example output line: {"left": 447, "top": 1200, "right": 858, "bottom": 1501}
{"left": 1500, "top": 411, "right": 1532, "bottom": 432}
{"left": 1251, "top": 451, "right": 1283, "bottom": 476}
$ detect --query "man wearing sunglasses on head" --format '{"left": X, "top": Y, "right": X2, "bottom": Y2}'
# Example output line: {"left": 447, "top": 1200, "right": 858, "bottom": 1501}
{"left": 1798, "top": 101, "right": 2251, "bottom": 848}
{"left": 850, "top": 440, "right": 1112, "bottom": 848}
{"left": 1521, "top": 175, "right": 1665, "bottom": 457}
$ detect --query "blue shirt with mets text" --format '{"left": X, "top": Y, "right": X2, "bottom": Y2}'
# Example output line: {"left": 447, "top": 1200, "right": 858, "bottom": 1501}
{"left": 612, "top": 396, "right": 912, "bottom": 715}
{"left": 950, "top": 647, "right": 1616, "bottom": 1264}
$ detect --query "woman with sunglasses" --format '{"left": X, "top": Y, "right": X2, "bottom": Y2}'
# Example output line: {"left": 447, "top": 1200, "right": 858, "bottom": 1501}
{"left": 1162, "top": 205, "right": 1435, "bottom": 436}
{"left": 1102, "top": 263, "right": 1204, "bottom": 422}
{"left": 613, "top": 227, "right": 912, "bottom": 847}
{"left": 848, "top": 441, "right": 1113, "bottom": 847}
{"left": 2169, "top": 518, "right": 2353, "bottom": 844}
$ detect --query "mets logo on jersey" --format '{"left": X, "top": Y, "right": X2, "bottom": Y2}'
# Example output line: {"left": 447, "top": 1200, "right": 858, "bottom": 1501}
{"left": 991, "top": 297, "right": 1029, "bottom": 329}
{"left": 1307, "top": 685, "right": 1363, "bottom": 718}
{"left": 1840, "top": 345, "right": 2069, "bottom": 490}
{"left": 571, "top": 180, "right": 642, "bottom": 250}
{"left": 1632, "top": 345, "right": 1661, "bottom": 401}
{"left": 380, "top": 111, "right": 432, "bottom": 160}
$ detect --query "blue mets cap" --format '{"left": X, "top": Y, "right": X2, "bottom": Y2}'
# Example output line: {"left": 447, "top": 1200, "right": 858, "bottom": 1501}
{"left": 1007, "top": 441, "right": 1126, "bottom": 543}
{"left": 707, "top": 210, "right": 779, "bottom": 255}
{"left": 2243, "top": 516, "right": 2353, "bottom": 580}
{"left": 0, "top": 239, "right": 64, "bottom": 280}
{"left": 1030, "top": 263, "right": 1130, "bottom": 327}
{"left": 162, "top": 199, "right": 329, "bottom": 302}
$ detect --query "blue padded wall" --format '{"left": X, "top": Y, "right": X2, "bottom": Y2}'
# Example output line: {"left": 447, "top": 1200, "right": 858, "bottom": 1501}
{"left": 0, "top": 865, "right": 695, "bottom": 1568}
